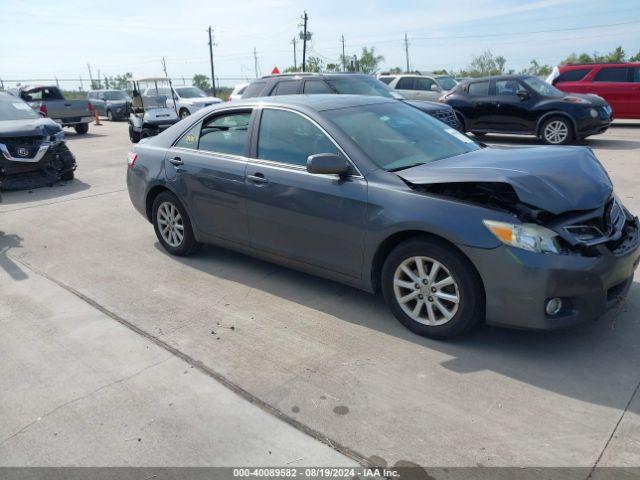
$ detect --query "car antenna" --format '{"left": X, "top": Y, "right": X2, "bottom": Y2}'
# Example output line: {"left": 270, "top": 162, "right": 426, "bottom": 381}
{"left": 162, "top": 57, "right": 179, "bottom": 116}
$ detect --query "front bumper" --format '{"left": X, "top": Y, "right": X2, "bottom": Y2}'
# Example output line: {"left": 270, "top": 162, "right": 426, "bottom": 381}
{"left": 0, "top": 141, "right": 76, "bottom": 190}
{"left": 460, "top": 217, "right": 640, "bottom": 330}
{"left": 576, "top": 108, "right": 613, "bottom": 138}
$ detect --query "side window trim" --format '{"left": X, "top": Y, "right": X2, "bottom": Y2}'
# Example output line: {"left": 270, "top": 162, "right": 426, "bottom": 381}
{"left": 252, "top": 106, "right": 363, "bottom": 177}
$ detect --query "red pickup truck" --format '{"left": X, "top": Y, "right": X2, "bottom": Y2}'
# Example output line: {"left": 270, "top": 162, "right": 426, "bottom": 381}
{"left": 549, "top": 63, "right": 640, "bottom": 119}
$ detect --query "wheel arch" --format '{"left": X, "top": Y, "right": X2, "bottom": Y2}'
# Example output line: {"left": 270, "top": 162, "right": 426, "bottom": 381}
{"left": 369, "top": 230, "right": 485, "bottom": 297}
{"left": 536, "top": 111, "right": 577, "bottom": 138}
{"left": 145, "top": 185, "right": 171, "bottom": 221}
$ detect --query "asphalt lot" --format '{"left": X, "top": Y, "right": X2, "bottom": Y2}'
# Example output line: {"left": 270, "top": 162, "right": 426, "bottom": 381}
{"left": 1, "top": 119, "right": 639, "bottom": 468}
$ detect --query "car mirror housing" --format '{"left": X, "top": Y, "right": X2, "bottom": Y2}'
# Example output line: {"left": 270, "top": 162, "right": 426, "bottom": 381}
{"left": 517, "top": 90, "right": 530, "bottom": 100}
{"left": 430, "top": 84, "right": 441, "bottom": 92}
{"left": 307, "top": 153, "right": 350, "bottom": 175}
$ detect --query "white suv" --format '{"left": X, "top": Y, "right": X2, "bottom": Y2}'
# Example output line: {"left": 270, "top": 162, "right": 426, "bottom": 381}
{"left": 142, "top": 86, "right": 222, "bottom": 119}
{"left": 379, "top": 74, "right": 458, "bottom": 101}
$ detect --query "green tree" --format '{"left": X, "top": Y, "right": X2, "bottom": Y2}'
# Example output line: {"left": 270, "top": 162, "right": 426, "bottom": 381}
{"left": 112, "top": 73, "right": 133, "bottom": 90}
{"left": 606, "top": 46, "right": 626, "bottom": 62}
{"left": 457, "top": 50, "right": 508, "bottom": 77}
{"left": 520, "top": 59, "right": 552, "bottom": 77}
{"left": 192, "top": 74, "right": 211, "bottom": 91}
{"left": 359, "top": 47, "right": 384, "bottom": 74}
{"left": 630, "top": 50, "right": 640, "bottom": 62}
{"left": 305, "top": 56, "right": 325, "bottom": 73}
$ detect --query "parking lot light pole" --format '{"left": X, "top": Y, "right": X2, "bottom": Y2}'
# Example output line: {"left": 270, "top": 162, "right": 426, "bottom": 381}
{"left": 208, "top": 26, "right": 217, "bottom": 97}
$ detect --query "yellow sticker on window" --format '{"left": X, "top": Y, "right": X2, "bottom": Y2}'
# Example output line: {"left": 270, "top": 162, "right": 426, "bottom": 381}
{"left": 185, "top": 134, "right": 196, "bottom": 144}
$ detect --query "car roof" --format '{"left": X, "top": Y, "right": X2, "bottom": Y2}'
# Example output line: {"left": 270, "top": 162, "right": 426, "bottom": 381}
{"left": 258, "top": 72, "right": 373, "bottom": 81}
{"left": 459, "top": 74, "right": 534, "bottom": 84}
{"left": 559, "top": 62, "right": 640, "bottom": 69}
{"left": 225, "top": 94, "right": 395, "bottom": 112}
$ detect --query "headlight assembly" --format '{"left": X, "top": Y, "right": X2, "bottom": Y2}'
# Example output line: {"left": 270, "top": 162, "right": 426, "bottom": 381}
{"left": 483, "top": 220, "right": 561, "bottom": 254}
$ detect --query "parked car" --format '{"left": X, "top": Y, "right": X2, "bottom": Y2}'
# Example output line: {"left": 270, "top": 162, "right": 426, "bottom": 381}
{"left": 442, "top": 75, "right": 613, "bottom": 144}
{"left": 241, "top": 73, "right": 460, "bottom": 130}
{"left": 548, "top": 63, "right": 640, "bottom": 119}
{"left": 13, "top": 85, "right": 93, "bottom": 134}
{"left": 87, "top": 89, "right": 131, "bottom": 121}
{"left": 378, "top": 74, "right": 458, "bottom": 101}
{"left": 0, "top": 92, "right": 76, "bottom": 190}
{"left": 228, "top": 82, "right": 249, "bottom": 101}
{"left": 126, "top": 95, "right": 639, "bottom": 339}
{"left": 142, "top": 85, "right": 222, "bottom": 119}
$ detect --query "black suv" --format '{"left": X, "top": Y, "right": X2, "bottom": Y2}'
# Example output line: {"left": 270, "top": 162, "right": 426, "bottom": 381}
{"left": 241, "top": 73, "right": 460, "bottom": 130}
{"left": 441, "top": 75, "right": 612, "bottom": 144}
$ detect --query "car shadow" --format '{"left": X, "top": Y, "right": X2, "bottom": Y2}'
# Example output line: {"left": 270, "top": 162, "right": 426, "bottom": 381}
{"left": 155, "top": 242, "right": 640, "bottom": 414}
{"left": 0, "top": 231, "right": 27, "bottom": 281}
{"left": 62, "top": 131, "right": 107, "bottom": 140}
{"left": 0, "top": 178, "right": 91, "bottom": 206}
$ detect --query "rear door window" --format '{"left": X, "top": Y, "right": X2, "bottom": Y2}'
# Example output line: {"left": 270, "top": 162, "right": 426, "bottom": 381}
{"left": 197, "top": 111, "right": 252, "bottom": 156}
{"left": 303, "top": 80, "right": 333, "bottom": 94}
{"left": 495, "top": 80, "right": 520, "bottom": 96}
{"left": 467, "top": 81, "right": 490, "bottom": 96}
{"left": 632, "top": 68, "right": 640, "bottom": 82}
{"left": 272, "top": 80, "right": 302, "bottom": 95}
{"left": 556, "top": 68, "right": 591, "bottom": 82}
{"left": 594, "top": 67, "right": 630, "bottom": 82}
{"left": 378, "top": 77, "right": 394, "bottom": 85}
{"left": 396, "top": 77, "right": 416, "bottom": 90}
{"left": 416, "top": 77, "right": 437, "bottom": 91}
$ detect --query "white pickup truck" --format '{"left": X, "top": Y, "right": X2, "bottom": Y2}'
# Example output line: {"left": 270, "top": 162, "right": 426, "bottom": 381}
{"left": 14, "top": 85, "right": 93, "bottom": 134}
{"left": 142, "top": 85, "right": 222, "bottom": 119}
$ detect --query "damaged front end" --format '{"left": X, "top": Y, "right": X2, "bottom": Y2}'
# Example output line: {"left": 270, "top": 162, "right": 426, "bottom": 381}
{"left": 0, "top": 132, "right": 76, "bottom": 191}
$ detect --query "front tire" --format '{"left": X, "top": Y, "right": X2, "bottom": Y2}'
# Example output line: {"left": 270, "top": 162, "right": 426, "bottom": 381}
{"left": 540, "top": 116, "right": 574, "bottom": 145}
{"left": 74, "top": 123, "right": 89, "bottom": 134}
{"left": 152, "top": 191, "right": 201, "bottom": 256}
{"left": 381, "top": 237, "right": 484, "bottom": 339}
{"left": 107, "top": 109, "right": 115, "bottom": 121}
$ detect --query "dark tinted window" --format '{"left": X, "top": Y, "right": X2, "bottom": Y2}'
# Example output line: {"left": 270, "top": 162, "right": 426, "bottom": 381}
{"left": 22, "top": 87, "right": 64, "bottom": 101}
{"left": 594, "top": 67, "right": 629, "bottom": 82}
{"left": 258, "top": 109, "right": 338, "bottom": 167}
{"left": 495, "top": 80, "right": 520, "bottom": 96}
{"left": 303, "top": 80, "right": 333, "bottom": 94}
{"left": 416, "top": 78, "right": 437, "bottom": 91}
{"left": 272, "top": 80, "right": 301, "bottom": 95}
{"left": 467, "top": 81, "right": 489, "bottom": 96}
{"left": 396, "top": 77, "right": 415, "bottom": 89}
{"left": 325, "top": 77, "right": 396, "bottom": 98}
{"left": 634, "top": 68, "right": 640, "bottom": 83}
{"left": 556, "top": 68, "right": 591, "bottom": 82}
{"left": 241, "top": 81, "right": 267, "bottom": 98}
{"left": 378, "top": 77, "right": 394, "bottom": 85}
{"left": 198, "top": 112, "right": 251, "bottom": 156}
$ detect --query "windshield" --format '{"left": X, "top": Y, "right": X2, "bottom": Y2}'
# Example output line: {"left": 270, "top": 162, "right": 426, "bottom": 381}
{"left": 326, "top": 101, "right": 480, "bottom": 171}
{"left": 522, "top": 76, "right": 564, "bottom": 98}
{"left": 103, "top": 91, "right": 128, "bottom": 100}
{"left": 436, "top": 76, "right": 458, "bottom": 91}
{"left": 0, "top": 97, "right": 40, "bottom": 121}
{"left": 176, "top": 87, "right": 207, "bottom": 98}
{"left": 326, "top": 77, "right": 396, "bottom": 98}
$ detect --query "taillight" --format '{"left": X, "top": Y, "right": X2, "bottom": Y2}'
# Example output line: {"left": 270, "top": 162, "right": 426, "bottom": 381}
{"left": 87, "top": 101, "right": 94, "bottom": 113}
{"left": 39, "top": 104, "right": 48, "bottom": 116}
{"left": 127, "top": 152, "right": 138, "bottom": 168}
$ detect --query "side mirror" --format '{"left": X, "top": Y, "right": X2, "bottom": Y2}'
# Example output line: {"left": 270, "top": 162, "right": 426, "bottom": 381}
{"left": 516, "top": 90, "right": 530, "bottom": 100}
{"left": 430, "top": 84, "right": 441, "bottom": 92}
{"left": 307, "top": 153, "right": 350, "bottom": 175}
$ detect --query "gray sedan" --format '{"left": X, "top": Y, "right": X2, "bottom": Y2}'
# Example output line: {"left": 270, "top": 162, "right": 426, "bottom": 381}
{"left": 126, "top": 95, "right": 639, "bottom": 339}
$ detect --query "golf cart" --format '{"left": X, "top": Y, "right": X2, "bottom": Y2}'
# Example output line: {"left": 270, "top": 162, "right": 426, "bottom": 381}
{"left": 128, "top": 77, "right": 179, "bottom": 143}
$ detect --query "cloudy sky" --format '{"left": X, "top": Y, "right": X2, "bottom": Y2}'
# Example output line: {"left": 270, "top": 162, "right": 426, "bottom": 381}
{"left": 1, "top": 0, "right": 639, "bottom": 89}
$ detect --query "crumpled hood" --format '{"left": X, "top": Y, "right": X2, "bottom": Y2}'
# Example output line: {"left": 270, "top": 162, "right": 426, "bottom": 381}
{"left": 396, "top": 146, "right": 613, "bottom": 214}
{"left": 0, "top": 117, "right": 62, "bottom": 137}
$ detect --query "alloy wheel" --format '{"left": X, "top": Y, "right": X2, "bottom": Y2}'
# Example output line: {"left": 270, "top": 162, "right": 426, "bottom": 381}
{"left": 393, "top": 256, "right": 460, "bottom": 326}
{"left": 157, "top": 201, "right": 184, "bottom": 248}
{"left": 543, "top": 120, "right": 569, "bottom": 144}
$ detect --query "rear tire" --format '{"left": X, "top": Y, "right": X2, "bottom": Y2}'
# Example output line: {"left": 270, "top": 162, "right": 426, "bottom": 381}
{"left": 152, "top": 191, "right": 201, "bottom": 257}
{"left": 540, "top": 116, "right": 574, "bottom": 145}
{"left": 60, "top": 171, "right": 74, "bottom": 181}
{"left": 107, "top": 109, "right": 114, "bottom": 121}
{"left": 454, "top": 112, "right": 466, "bottom": 132}
{"left": 381, "top": 237, "right": 484, "bottom": 339}
{"left": 74, "top": 123, "right": 89, "bottom": 134}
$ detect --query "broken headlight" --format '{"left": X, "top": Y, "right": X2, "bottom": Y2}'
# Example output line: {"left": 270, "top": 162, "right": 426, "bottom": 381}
{"left": 483, "top": 220, "right": 561, "bottom": 254}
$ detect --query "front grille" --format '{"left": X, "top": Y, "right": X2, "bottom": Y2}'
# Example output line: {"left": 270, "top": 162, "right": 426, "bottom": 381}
{"left": 0, "top": 135, "right": 46, "bottom": 159}
{"left": 429, "top": 109, "right": 459, "bottom": 129}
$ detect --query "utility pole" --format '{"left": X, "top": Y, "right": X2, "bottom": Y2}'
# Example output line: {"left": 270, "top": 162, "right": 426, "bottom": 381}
{"left": 300, "top": 11, "right": 308, "bottom": 72}
{"left": 97, "top": 69, "right": 102, "bottom": 89}
{"left": 87, "top": 63, "right": 94, "bottom": 90}
{"left": 208, "top": 26, "right": 217, "bottom": 96}
{"left": 253, "top": 48, "right": 259, "bottom": 78}
{"left": 341, "top": 35, "right": 346, "bottom": 71}
{"left": 291, "top": 37, "right": 298, "bottom": 70}
{"left": 403, "top": 32, "right": 410, "bottom": 73}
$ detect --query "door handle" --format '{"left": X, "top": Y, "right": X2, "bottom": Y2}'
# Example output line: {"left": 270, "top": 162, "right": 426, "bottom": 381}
{"left": 169, "top": 156, "right": 184, "bottom": 166}
{"left": 247, "top": 173, "right": 267, "bottom": 184}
